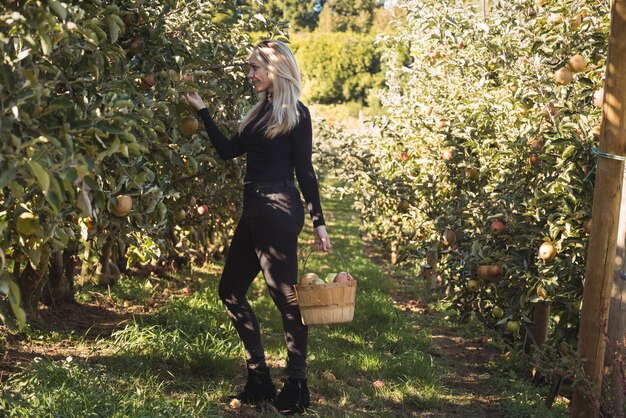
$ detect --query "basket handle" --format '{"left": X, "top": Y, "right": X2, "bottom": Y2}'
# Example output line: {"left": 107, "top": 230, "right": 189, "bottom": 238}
{"left": 300, "top": 246, "right": 349, "bottom": 277}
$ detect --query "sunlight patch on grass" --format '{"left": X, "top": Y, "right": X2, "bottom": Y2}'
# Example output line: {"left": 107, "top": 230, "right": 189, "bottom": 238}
{"left": 1, "top": 180, "right": 447, "bottom": 417}
{"left": 108, "top": 288, "right": 242, "bottom": 376}
{"left": 0, "top": 357, "right": 220, "bottom": 417}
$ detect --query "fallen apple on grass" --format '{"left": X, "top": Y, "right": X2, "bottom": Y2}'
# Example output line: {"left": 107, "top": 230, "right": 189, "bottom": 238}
{"left": 372, "top": 380, "right": 385, "bottom": 390}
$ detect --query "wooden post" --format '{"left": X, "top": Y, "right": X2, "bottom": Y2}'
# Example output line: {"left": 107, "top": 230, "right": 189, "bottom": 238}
{"left": 605, "top": 283, "right": 626, "bottom": 418}
{"left": 603, "top": 168, "right": 626, "bottom": 417}
{"left": 572, "top": 1, "right": 626, "bottom": 416}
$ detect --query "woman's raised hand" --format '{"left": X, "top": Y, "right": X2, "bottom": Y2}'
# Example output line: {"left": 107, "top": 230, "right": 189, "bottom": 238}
{"left": 313, "top": 225, "right": 331, "bottom": 252}
{"left": 182, "top": 92, "right": 207, "bottom": 111}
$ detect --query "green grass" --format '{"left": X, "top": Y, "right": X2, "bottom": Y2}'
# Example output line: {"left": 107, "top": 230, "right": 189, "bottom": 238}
{"left": 0, "top": 357, "right": 221, "bottom": 417}
{"left": 0, "top": 191, "right": 439, "bottom": 417}
{"left": 0, "top": 183, "right": 570, "bottom": 417}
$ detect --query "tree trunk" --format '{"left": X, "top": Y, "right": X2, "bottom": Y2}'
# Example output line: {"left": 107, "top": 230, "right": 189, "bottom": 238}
{"left": 390, "top": 240, "right": 398, "bottom": 265}
{"left": 524, "top": 301, "right": 551, "bottom": 353}
{"left": 425, "top": 249, "right": 438, "bottom": 290}
{"left": 114, "top": 239, "right": 127, "bottom": 275}
{"left": 95, "top": 238, "right": 119, "bottom": 286}
{"left": 572, "top": 0, "right": 626, "bottom": 416}
{"left": 42, "top": 242, "right": 78, "bottom": 307}
{"left": 19, "top": 244, "right": 52, "bottom": 311}
{"left": 78, "top": 240, "right": 92, "bottom": 286}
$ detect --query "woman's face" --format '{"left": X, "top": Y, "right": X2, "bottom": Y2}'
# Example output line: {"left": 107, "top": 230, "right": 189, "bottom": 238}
{"left": 247, "top": 52, "right": 272, "bottom": 94}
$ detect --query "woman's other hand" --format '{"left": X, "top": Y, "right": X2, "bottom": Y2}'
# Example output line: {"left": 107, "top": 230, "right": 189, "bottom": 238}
{"left": 313, "top": 225, "right": 331, "bottom": 252}
{"left": 182, "top": 92, "right": 207, "bottom": 111}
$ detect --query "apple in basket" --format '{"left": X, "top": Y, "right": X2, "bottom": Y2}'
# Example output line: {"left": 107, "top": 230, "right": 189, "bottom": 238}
{"left": 333, "top": 272, "right": 355, "bottom": 283}
{"left": 300, "top": 273, "right": 321, "bottom": 286}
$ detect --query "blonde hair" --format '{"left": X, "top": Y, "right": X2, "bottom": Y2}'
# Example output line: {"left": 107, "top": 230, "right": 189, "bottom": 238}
{"left": 239, "top": 40, "right": 302, "bottom": 139}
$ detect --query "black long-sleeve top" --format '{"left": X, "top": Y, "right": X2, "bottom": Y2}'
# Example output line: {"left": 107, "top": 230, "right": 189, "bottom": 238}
{"left": 197, "top": 102, "right": 325, "bottom": 228}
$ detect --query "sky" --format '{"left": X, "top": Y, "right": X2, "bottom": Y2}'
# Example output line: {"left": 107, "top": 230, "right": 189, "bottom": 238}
{"left": 314, "top": 0, "right": 399, "bottom": 13}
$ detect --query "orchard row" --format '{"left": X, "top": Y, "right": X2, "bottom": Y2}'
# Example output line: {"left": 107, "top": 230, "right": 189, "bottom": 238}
{"left": 320, "top": 0, "right": 609, "bottom": 362}
{"left": 0, "top": 0, "right": 280, "bottom": 330}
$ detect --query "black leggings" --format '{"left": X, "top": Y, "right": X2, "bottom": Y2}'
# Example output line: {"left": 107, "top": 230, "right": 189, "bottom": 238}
{"left": 218, "top": 181, "right": 308, "bottom": 379}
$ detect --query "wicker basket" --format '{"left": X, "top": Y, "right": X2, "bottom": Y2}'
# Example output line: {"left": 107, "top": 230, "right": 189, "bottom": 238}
{"left": 295, "top": 281, "right": 356, "bottom": 325}
{"left": 295, "top": 248, "right": 357, "bottom": 326}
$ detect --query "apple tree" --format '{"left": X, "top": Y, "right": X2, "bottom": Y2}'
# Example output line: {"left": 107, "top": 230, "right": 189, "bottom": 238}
{"left": 319, "top": 0, "right": 609, "bottom": 382}
{"left": 0, "top": 0, "right": 275, "bottom": 323}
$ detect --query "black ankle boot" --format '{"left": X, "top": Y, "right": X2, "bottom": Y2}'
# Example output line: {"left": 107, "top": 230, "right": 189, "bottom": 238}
{"left": 272, "top": 377, "right": 310, "bottom": 414}
{"left": 229, "top": 366, "right": 277, "bottom": 404}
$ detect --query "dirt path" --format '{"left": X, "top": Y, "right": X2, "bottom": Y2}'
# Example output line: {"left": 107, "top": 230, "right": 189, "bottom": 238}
{"left": 0, "top": 300, "right": 131, "bottom": 382}
{"left": 364, "top": 239, "right": 511, "bottom": 418}
{"left": 424, "top": 324, "right": 505, "bottom": 417}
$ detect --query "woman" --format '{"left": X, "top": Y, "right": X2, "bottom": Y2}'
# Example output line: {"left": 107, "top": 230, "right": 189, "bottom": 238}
{"left": 183, "top": 40, "right": 330, "bottom": 414}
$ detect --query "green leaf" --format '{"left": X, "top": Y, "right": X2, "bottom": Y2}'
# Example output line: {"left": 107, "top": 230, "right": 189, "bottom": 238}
{"left": 213, "top": 13, "right": 234, "bottom": 26}
{"left": 40, "top": 33, "right": 52, "bottom": 56}
{"left": 10, "top": 301, "right": 26, "bottom": 330}
{"left": 8, "top": 279, "right": 20, "bottom": 306}
{"left": 94, "top": 121, "right": 126, "bottom": 135}
{"left": 49, "top": 173, "right": 64, "bottom": 206}
{"left": 105, "top": 15, "right": 120, "bottom": 43}
{"left": 76, "top": 187, "right": 93, "bottom": 217}
{"left": 28, "top": 160, "right": 50, "bottom": 193}
{"left": 0, "top": 168, "right": 17, "bottom": 189}
{"left": 253, "top": 13, "right": 266, "bottom": 23}
{"left": 81, "top": 27, "right": 99, "bottom": 45}
{"left": 1, "top": 64, "right": 16, "bottom": 93}
{"left": 46, "top": 189, "right": 61, "bottom": 213}
{"left": 47, "top": 0, "right": 68, "bottom": 20}
{"left": 0, "top": 300, "right": 18, "bottom": 331}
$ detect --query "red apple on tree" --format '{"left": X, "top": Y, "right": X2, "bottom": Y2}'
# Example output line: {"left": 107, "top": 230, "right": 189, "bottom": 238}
{"left": 488, "top": 264, "right": 503, "bottom": 279}
{"left": 476, "top": 265, "right": 490, "bottom": 280}
{"left": 440, "top": 229, "right": 457, "bottom": 246}
{"left": 441, "top": 147, "right": 455, "bottom": 160}
{"left": 197, "top": 205, "right": 208, "bottom": 216}
{"left": 490, "top": 220, "right": 506, "bottom": 235}
{"left": 464, "top": 167, "right": 479, "bottom": 181}
{"left": 108, "top": 195, "right": 133, "bottom": 217}
{"left": 592, "top": 88, "right": 604, "bottom": 107}
{"left": 538, "top": 241, "right": 557, "bottom": 261}
{"left": 530, "top": 155, "right": 541, "bottom": 167}
{"left": 529, "top": 139, "right": 543, "bottom": 150}
{"left": 139, "top": 73, "right": 155, "bottom": 91}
